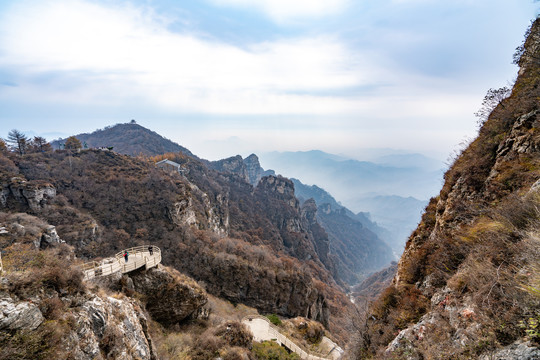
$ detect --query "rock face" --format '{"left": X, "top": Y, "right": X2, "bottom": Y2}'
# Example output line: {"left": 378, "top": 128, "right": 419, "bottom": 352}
{"left": 169, "top": 181, "right": 229, "bottom": 236}
{"left": 480, "top": 341, "right": 540, "bottom": 360}
{"left": 300, "top": 199, "right": 334, "bottom": 276}
{"left": 39, "top": 225, "right": 64, "bottom": 249}
{"left": 72, "top": 295, "right": 156, "bottom": 360}
{"left": 211, "top": 155, "right": 250, "bottom": 183}
{"left": 0, "top": 297, "right": 44, "bottom": 331}
{"left": 254, "top": 176, "right": 325, "bottom": 263}
{"left": 127, "top": 265, "right": 208, "bottom": 326}
{"left": 211, "top": 153, "right": 273, "bottom": 186}
{"left": 0, "top": 178, "right": 56, "bottom": 211}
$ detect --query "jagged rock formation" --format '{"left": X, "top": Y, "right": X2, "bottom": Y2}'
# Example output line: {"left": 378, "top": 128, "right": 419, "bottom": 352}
{"left": 355, "top": 19, "right": 540, "bottom": 359}
{"left": 0, "top": 212, "right": 65, "bottom": 250}
{"left": 93, "top": 264, "right": 208, "bottom": 328}
{"left": 210, "top": 155, "right": 250, "bottom": 183}
{"left": 73, "top": 294, "right": 156, "bottom": 360}
{"left": 254, "top": 176, "right": 334, "bottom": 273}
{"left": 0, "top": 297, "right": 44, "bottom": 331}
{"left": 210, "top": 153, "right": 274, "bottom": 186}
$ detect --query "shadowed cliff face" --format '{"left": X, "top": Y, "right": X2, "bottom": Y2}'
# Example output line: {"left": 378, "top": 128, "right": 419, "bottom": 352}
{"left": 354, "top": 19, "right": 540, "bottom": 359}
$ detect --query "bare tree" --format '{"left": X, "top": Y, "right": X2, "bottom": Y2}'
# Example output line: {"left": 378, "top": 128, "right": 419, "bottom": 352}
{"left": 6, "top": 129, "right": 28, "bottom": 155}
{"left": 474, "top": 87, "right": 511, "bottom": 127}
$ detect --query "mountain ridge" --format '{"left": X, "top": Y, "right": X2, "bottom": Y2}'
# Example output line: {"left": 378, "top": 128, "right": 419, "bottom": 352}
{"left": 50, "top": 122, "right": 195, "bottom": 157}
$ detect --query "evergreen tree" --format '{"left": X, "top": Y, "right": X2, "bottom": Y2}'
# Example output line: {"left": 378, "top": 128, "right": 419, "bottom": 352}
{"left": 6, "top": 129, "right": 28, "bottom": 155}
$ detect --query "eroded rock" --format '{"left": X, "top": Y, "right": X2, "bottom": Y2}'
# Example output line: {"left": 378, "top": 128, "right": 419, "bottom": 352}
{"left": 0, "top": 297, "right": 44, "bottom": 331}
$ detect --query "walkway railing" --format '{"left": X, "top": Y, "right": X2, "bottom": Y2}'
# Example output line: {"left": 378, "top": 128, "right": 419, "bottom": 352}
{"left": 82, "top": 245, "right": 161, "bottom": 281}
{"left": 242, "top": 315, "right": 342, "bottom": 360}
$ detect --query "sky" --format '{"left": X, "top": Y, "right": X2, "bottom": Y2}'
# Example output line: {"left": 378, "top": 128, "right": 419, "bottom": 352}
{"left": 0, "top": 0, "right": 538, "bottom": 161}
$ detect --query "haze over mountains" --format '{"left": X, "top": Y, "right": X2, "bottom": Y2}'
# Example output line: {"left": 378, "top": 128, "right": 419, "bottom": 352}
{"left": 258, "top": 150, "right": 445, "bottom": 253}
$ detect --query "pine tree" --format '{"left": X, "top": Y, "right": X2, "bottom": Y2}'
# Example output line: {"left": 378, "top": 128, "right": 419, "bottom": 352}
{"left": 6, "top": 129, "right": 28, "bottom": 155}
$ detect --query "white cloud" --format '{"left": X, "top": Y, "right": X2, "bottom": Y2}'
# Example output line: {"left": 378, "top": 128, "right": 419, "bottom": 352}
{"left": 0, "top": 0, "right": 367, "bottom": 115}
{"left": 207, "top": 0, "right": 350, "bottom": 22}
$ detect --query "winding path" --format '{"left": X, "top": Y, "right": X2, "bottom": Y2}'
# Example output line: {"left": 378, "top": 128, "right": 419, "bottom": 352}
{"left": 82, "top": 245, "right": 161, "bottom": 281}
{"left": 242, "top": 316, "right": 343, "bottom": 360}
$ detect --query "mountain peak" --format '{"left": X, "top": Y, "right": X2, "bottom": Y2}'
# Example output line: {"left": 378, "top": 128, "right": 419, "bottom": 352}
{"left": 51, "top": 122, "right": 194, "bottom": 157}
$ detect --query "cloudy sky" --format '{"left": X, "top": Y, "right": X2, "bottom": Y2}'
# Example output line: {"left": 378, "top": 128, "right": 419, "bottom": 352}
{"left": 0, "top": 0, "right": 537, "bottom": 161}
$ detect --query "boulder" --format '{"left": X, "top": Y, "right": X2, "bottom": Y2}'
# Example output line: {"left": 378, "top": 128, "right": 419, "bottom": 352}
{"left": 128, "top": 265, "right": 207, "bottom": 326}
{"left": 0, "top": 297, "right": 44, "bottom": 331}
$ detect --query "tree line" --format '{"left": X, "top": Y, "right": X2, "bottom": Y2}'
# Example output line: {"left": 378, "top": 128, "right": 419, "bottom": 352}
{"left": 1, "top": 129, "right": 83, "bottom": 155}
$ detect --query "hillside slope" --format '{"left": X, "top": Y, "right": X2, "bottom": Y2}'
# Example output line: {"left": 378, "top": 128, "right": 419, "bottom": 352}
{"left": 0, "top": 147, "right": 356, "bottom": 341}
{"left": 355, "top": 19, "right": 540, "bottom": 359}
{"left": 51, "top": 122, "right": 194, "bottom": 157}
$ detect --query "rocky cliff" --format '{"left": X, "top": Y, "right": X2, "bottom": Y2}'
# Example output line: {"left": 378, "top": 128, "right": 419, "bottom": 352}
{"left": 355, "top": 19, "right": 540, "bottom": 359}
{"left": 210, "top": 153, "right": 274, "bottom": 186}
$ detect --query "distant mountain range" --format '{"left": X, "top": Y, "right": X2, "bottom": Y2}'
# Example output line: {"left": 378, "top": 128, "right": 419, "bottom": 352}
{"left": 258, "top": 150, "right": 443, "bottom": 202}
{"left": 258, "top": 150, "right": 445, "bottom": 253}
{"left": 51, "top": 122, "right": 194, "bottom": 157}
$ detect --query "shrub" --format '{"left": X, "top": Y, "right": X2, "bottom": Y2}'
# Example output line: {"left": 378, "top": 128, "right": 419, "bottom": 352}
{"left": 189, "top": 332, "right": 225, "bottom": 360}
{"left": 214, "top": 322, "right": 253, "bottom": 348}
{"left": 252, "top": 341, "right": 300, "bottom": 360}
{"left": 266, "top": 314, "right": 282, "bottom": 326}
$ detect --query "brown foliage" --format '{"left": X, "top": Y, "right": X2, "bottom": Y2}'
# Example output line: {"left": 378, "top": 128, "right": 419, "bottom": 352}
{"left": 214, "top": 321, "right": 253, "bottom": 348}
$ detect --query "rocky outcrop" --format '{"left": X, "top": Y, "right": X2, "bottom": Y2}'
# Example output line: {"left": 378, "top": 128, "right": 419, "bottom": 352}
{"left": 300, "top": 199, "right": 334, "bottom": 277}
{"left": 243, "top": 154, "right": 264, "bottom": 186}
{"left": 0, "top": 297, "right": 44, "bottom": 331}
{"left": 1, "top": 178, "right": 55, "bottom": 211}
{"left": 211, "top": 153, "right": 274, "bottom": 186}
{"left": 39, "top": 225, "right": 63, "bottom": 249}
{"left": 0, "top": 212, "right": 65, "bottom": 249}
{"left": 257, "top": 175, "right": 297, "bottom": 205}
{"left": 169, "top": 181, "right": 229, "bottom": 236}
{"left": 480, "top": 341, "right": 540, "bottom": 360}
{"left": 72, "top": 295, "right": 157, "bottom": 360}
{"left": 127, "top": 265, "right": 208, "bottom": 326}
{"left": 211, "top": 155, "right": 250, "bottom": 183}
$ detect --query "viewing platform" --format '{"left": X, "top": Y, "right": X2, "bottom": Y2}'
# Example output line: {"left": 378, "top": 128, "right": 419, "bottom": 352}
{"left": 82, "top": 245, "right": 161, "bottom": 281}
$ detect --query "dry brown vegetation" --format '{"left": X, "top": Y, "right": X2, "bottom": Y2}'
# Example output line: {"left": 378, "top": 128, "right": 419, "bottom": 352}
{"left": 352, "top": 18, "right": 540, "bottom": 359}
{"left": 0, "top": 143, "right": 354, "bottom": 345}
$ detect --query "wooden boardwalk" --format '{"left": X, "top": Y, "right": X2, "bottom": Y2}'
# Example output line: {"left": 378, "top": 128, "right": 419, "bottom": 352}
{"left": 82, "top": 245, "right": 161, "bottom": 281}
{"left": 242, "top": 316, "right": 343, "bottom": 360}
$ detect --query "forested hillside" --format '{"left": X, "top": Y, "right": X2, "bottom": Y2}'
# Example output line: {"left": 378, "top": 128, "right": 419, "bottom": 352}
{"left": 0, "top": 144, "right": 358, "bottom": 341}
